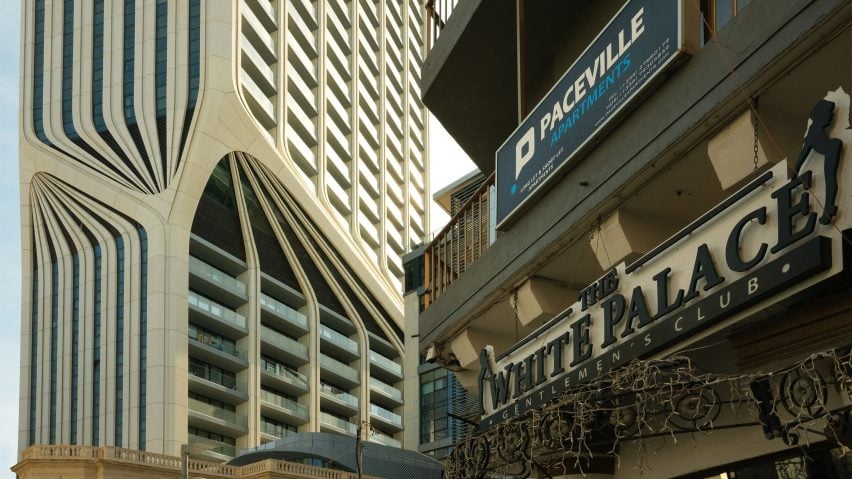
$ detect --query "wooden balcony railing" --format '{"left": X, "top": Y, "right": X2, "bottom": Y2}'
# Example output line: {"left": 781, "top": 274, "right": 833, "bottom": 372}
{"left": 425, "top": 0, "right": 460, "bottom": 52}
{"left": 423, "top": 172, "right": 494, "bottom": 309}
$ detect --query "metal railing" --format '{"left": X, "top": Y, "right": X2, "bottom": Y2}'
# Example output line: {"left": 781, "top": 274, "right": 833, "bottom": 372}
{"left": 423, "top": 172, "right": 494, "bottom": 309}
{"left": 425, "top": 0, "right": 460, "bottom": 53}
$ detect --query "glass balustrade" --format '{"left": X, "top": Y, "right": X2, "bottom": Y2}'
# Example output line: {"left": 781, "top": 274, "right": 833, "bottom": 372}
{"left": 189, "top": 256, "right": 247, "bottom": 298}
{"left": 371, "top": 432, "right": 401, "bottom": 448}
{"left": 259, "top": 389, "right": 308, "bottom": 419}
{"left": 260, "top": 419, "right": 295, "bottom": 439}
{"left": 370, "top": 378, "right": 402, "bottom": 402}
{"left": 188, "top": 433, "right": 236, "bottom": 457}
{"left": 187, "top": 397, "right": 246, "bottom": 426}
{"left": 320, "top": 382, "right": 358, "bottom": 408}
{"left": 320, "top": 412, "right": 357, "bottom": 435}
{"left": 319, "top": 325, "right": 359, "bottom": 354}
{"left": 188, "top": 329, "right": 245, "bottom": 361}
{"left": 369, "top": 351, "right": 402, "bottom": 376}
{"left": 260, "top": 357, "right": 308, "bottom": 389}
{"left": 320, "top": 354, "right": 359, "bottom": 383}
{"left": 260, "top": 293, "right": 308, "bottom": 330}
{"left": 188, "top": 291, "right": 247, "bottom": 330}
{"left": 188, "top": 361, "right": 244, "bottom": 393}
{"left": 260, "top": 326, "right": 308, "bottom": 359}
{"left": 369, "top": 404, "right": 402, "bottom": 426}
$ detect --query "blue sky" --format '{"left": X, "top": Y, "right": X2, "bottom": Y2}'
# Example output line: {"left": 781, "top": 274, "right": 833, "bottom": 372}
{"left": 0, "top": 1, "right": 21, "bottom": 477}
{"left": 0, "top": 2, "right": 471, "bottom": 475}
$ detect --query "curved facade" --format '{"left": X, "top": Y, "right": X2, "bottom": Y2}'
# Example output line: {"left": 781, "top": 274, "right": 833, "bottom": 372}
{"left": 19, "top": 0, "right": 428, "bottom": 459}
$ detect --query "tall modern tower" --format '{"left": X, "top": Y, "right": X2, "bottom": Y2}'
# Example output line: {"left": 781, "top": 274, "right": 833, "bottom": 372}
{"left": 18, "top": 0, "right": 428, "bottom": 460}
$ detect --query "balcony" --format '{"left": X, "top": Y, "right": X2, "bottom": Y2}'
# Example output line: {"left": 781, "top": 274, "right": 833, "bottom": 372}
{"left": 259, "top": 389, "right": 309, "bottom": 425}
{"left": 368, "top": 351, "right": 402, "bottom": 382}
{"left": 188, "top": 433, "right": 236, "bottom": 458}
{"left": 260, "top": 326, "right": 309, "bottom": 365}
{"left": 320, "top": 353, "right": 359, "bottom": 389}
{"left": 422, "top": 173, "right": 493, "bottom": 309}
{"left": 188, "top": 291, "right": 247, "bottom": 338}
{"left": 188, "top": 331, "right": 248, "bottom": 372}
{"left": 188, "top": 363, "right": 247, "bottom": 403}
{"left": 187, "top": 397, "right": 248, "bottom": 437}
{"left": 188, "top": 256, "right": 248, "bottom": 308}
{"left": 319, "top": 382, "right": 359, "bottom": 416}
{"left": 319, "top": 325, "right": 359, "bottom": 360}
{"left": 369, "top": 378, "right": 402, "bottom": 408}
{"left": 260, "top": 357, "right": 309, "bottom": 396}
{"left": 369, "top": 404, "right": 403, "bottom": 432}
{"left": 320, "top": 412, "right": 357, "bottom": 436}
{"left": 370, "top": 432, "right": 401, "bottom": 448}
{"left": 260, "top": 293, "right": 309, "bottom": 336}
{"left": 260, "top": 419, "right": 296, "bottom": 440}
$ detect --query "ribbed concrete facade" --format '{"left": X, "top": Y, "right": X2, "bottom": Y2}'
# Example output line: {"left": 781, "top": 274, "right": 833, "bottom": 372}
{"left": 18, "top": 0, "right": 428, "bottom": 460}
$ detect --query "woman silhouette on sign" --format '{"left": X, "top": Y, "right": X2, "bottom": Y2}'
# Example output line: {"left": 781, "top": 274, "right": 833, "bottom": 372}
{"left": 794, "top": 99, "right": 842, "bottom": 224}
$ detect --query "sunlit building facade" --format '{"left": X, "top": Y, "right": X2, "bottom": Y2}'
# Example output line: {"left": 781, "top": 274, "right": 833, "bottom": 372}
{"left": 18, "top": 0, "right": 428, "bottom": 460}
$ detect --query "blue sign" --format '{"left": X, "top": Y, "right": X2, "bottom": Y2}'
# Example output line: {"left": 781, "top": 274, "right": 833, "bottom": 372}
{"left": 496, "top": 0, "right": 686, "bottom": 228}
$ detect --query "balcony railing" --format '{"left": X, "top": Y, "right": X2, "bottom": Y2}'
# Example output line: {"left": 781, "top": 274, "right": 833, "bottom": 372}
{"left": 320, "top": 412, "right": 357, "bottom": 435}
{"left": 369, "top": 351, "right": 402, "bottom": 378}
{"left": 188, "top": 433, "right": 236, "bottom": 457}
{"left": 189, "top": 330, "right": 246, "bottom": 360}
{"left": 188, "top": 397, "right": 246, "bottom": 426}
{"left": 425, "top": 0, "right": 460, "bottom": 53}
{"left": 189, "top": 362, "right": 244, "bottom": 393}
{"left": 423, "top": 172, "right": 494, "bottom": 310}
{"left": 189, "top": 291, "right": 247, "bottom": 330}
{"left": 370, "top": 432, "right": 402, "bottom": 448}
{"left": 260, "top": 419, "right": 295, "bottom": 439}
{"left": 260, "top": 293, "right": 309, "bottom": 332}
{"left": 261, "top": 326, "right": 308, "bottom": 361}
{"left": 320, "top": 382, "right": 359, "bottom": 409}
{"left": 260, "top": 357, "right": 308, "bottom": 390}
{"left": 369, "top": 404, "right": 402, "bottom": 427}
{"left": 320, "top": 325, "right": 359, "bottom": 355}
{"left": 260, "top": 389, "right": 309, "bottom": 419}
{"left": 370, "top": 378, "right": 402, "bottom": 403}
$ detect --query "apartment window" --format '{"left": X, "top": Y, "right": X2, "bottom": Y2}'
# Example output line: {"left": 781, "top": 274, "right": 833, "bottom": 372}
{"left": 420, "top": 369, "right": 449, "bottom": 444}
{"left": 155, "top": 0, "right": 168, "bottom": 115}
{"left": 92, "top": 245, "right": 102, "bottom": 445}
{"left": 701, "top": 0, "right": 752, "bottom": 44}
{"left": 70, "top": 254, "right": 80, "bottom": 444}
{"left": 115, "top": 236, "right": 126, "bottom": 446}
{"left": 49, "top": 262, "right": 58, "bottom": 443}
{"left": 28, "top": 264, "right": 38, "bottom": 446}
{"left": 92, "top": 0, "right": 106, "bottom": 131}
{"left": 188, "top": 426, "right": 236, "bottom": 456}
{"left": 138, "top": 228, "right": 148, "bottom": 449}
{"left": 123, "top": 0, "right": 136, "bottom": 123}
{"left": 61, "top": 0, "right": 77, "bottom": 140}
{"left": 32, "top": 0, "right": 49, "bottom": 144}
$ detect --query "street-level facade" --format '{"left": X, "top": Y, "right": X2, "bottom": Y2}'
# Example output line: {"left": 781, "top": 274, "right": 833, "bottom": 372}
{"left": 19, "top": 0, "right": 428, "bottom": 461}
{"left": 415, "top": 0, "right": 851, "bottom": 477}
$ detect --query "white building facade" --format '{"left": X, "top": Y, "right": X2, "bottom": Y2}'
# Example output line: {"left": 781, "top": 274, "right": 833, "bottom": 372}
{"left": 18, "top": 0, "right": 428, "bottom": 459}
